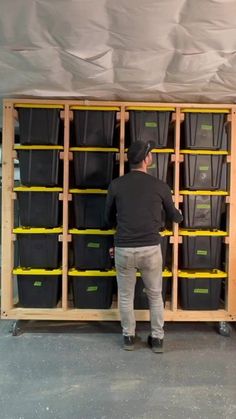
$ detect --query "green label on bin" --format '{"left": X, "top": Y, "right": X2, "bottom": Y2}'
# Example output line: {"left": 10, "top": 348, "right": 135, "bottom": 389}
{"left": 194, "top": 288, "right": 209, "bottom": 294}
{"left": 196, "top": 204, "right": 211, "bottom": 209}
{"left": 87, "top": 242, "right": 100, "bottom": 248}
{"left": 149, "top": 163, "right": 156, "bottom": 169}
{"left": 196, "top": 250, "right": 208, "bottom": 255}
{"left": 87, "top": 286, "right": 98, "bottom": 292}
{"left": 145, "top": 122, "right": 157, "bottom": 128}
{"left": 201, "top": 124, "right": 212, "bottom": 131}
{"left": 34, "top": 281, "right": 42, "bottom": 287}
{"left": 199, "top": 166, "right": 209, "bottom": 171}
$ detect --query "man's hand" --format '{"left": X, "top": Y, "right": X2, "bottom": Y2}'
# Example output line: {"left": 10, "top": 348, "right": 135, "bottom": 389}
{"left": 109, "top": 247, "right": 115, "bottom": 258}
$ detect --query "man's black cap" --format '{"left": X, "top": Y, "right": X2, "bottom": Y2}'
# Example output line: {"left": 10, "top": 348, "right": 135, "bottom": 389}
{"left": 127, "top": 141, "right": 156, "bottom": 164}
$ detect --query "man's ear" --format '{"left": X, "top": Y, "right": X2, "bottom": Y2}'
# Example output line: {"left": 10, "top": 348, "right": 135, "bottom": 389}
{"left": 144, "top": 154, "right": 150, "bottom": 164}
{"left": 146, "top": 152, "right": 153, "bottom": 168}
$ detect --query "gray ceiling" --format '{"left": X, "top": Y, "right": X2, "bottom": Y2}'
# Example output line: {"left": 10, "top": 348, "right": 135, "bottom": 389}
{"left": 1, "top": 0, "right": 236, "bottom": 121}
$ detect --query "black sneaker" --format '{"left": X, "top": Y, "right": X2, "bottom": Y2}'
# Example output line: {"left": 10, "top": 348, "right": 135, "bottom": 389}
{"left": 147, "top": 335, "right": 164, "bottom": 353}
{"left": 123, "top": 335, "right": 135, "bottom": 351}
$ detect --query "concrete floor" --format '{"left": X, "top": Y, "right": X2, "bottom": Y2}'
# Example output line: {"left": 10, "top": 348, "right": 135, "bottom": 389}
{"left": 0, "top": 320, "right": 236, "bottom": 419}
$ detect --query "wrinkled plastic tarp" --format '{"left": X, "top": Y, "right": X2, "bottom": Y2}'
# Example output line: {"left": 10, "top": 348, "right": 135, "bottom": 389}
{"left": 1, "top": 0, "right": 236, "bottom": 106}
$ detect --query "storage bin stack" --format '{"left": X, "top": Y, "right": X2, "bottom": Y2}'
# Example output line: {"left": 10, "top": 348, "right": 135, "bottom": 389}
{"left": 128, "top": 107, "right": 175, "bottom": 307}
{"left": 69, "top": 107, "right": 119, "bottom": 309}
{"left": 14, "top": 106, "right": 63, "bottom": 308}
{"left": 179, "top": 110, "right": 229, "bottom": 310}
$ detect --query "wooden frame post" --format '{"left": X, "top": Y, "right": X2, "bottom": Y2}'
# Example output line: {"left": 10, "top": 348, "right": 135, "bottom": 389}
{"left": 119, "top": 106, "right": 126, "bottom": 176}
{"left": 171, "top": 107, "right": 181, "bottom": 311}
{"left": 227, "top": 107, "right": 236, "bottom": 316}
{"left": 1, "top": 101, "right": 15, "bottom": 315}
{"left": 61, "top": 105, "right": 70, "bottom": 310}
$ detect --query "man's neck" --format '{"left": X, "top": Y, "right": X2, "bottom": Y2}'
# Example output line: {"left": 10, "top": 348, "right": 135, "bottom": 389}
{"left": 131, "top": 168, "right": 147, "bottom": 173}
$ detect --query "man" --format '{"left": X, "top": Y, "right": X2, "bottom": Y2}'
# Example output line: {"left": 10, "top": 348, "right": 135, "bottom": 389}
{"left": 105, "top": 141, "right": 182, "bottom": 353}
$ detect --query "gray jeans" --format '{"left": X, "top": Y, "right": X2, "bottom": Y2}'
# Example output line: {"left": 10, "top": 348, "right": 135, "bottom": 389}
{"left": 115, "top": 245, "right": 164, "bottom": 339}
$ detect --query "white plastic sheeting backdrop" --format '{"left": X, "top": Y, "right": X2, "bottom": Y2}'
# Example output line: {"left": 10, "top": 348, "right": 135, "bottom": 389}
{"left": 0, "top": 0, "right": 236, "bottom": 112}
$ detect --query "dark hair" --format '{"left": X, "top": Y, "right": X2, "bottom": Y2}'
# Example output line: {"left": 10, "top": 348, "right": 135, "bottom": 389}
{"left": 127, "top": 140, "right": 155, "bottom": 165}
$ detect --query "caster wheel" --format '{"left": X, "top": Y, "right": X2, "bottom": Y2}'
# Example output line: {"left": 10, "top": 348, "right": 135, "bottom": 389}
{"left": 218, "top": 321, "right": 231, "bottom": 337}
{"left": 11, "top": 321, "right": 20, "bottom": 336}
{"left": 11, "top": 320, "right": 26, "bottom": 336}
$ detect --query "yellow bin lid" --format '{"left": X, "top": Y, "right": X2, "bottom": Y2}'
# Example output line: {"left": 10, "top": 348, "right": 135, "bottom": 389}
{"left": 14, "top": 186, "right": 62, "bottom": 192}
{"left": 69, "top": 229, "right": 115, "bottom": 235}
{"left": 68, "top": 269, "right": 117, "bottom": 277}
{"left": 13, "top": 268, "right": 62, "bottom": 275}
{"left": 13, "top": 227, "right": 62, "bottom": 234}
{"left": 178, "top": 269, "right": 227, "bottom": 278}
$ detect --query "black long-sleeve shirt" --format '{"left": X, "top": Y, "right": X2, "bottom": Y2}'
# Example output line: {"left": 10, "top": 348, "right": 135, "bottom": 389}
{"left": 105, "top": 171, "right": 182, "bottom": 247}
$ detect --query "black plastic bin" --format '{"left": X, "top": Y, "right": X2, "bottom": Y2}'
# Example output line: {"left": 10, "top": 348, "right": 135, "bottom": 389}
{"left": 72, "top": 192, "right": 107, "bottom": 229}
{"left": 17, "top": 107, "right": 61, "bottom": 145}
{"left": 73, "top": 110, "right": 116, "bottom": 147}
{"left": 180, "top": 233, "right": 223, "bottom": 269}
{"left": 73, "top": 151, "right": 114, "bottom": 188}
{"left": 14, "top": 268, "right": 62, "bottom": 308}
{"left": 71, "top": 230, "right": 114, "bottom": 270}
{"left": 70, "top": 271, "right": 114, "bottom": 308}
{"left": 179, "top": 271, "right": 225, "bottom": 310}
{"left": 160, "top": 233, "right": 171, "bottom": 269}
{"left": 147, "top": 153, "right": 170, "bottom": 182}
{"left": 183, "top": 153, "right": 226, "bottom": 190}
{"left": 183, "top": 112, "right": 228, "bottom": 150}
{"left": 16, "top": 147, "right": 62, "bottom": 186}
{"left": 15, "top": 187, "right": 61, "bottom": 228}
{"left": 14, "top": 228, "right": 61, "bottom": 269}
{"left": 134, "top": 275, "right": 170, "bottom": 309}
{"left": 182, "top": 194, "right": 224, "bottom": 229}
{"left": 129, "top": 110, "right": 172, "bottom": 148}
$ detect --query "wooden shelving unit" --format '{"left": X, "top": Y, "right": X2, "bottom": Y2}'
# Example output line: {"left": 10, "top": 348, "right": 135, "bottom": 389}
{"left": 2, "top": 99, "right": 236, "bottom": 324}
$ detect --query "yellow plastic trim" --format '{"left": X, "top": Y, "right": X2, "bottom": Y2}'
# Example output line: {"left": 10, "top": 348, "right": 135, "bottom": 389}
{"left": 14, "top": 186, "right": 62, "bottom": 192}
{"left": 179, "top": 229, "right": 227, "bottom": 237}
{"left": 180, "top": 190, "right": 228, "bottom": 196}
{"left": 124, "top": 148, "right": 174, "bottom": 153}
{"left": 69, "top": 228, "right": 172, "bottom": 235}
{"left": 178, "top": 269, "right": 227, "bottom": 278}
{"left": 126, "top": 107, "right": 175, "bottom": 111}
{"left": 180, "top": 149, "right": 228, "bottom": 155}
{"left": 13, "top": 227, "right": 62, "bottom": 234}
{"left": 68, "top": 268, "right": 172, "bottom": 277}
{"left": 137, "top": 269, "right": 172, "bottom": 278}
{"left": 68, "top": 269, "right": 117, "bottom": 276}
{"left": 14, "top": 145, "right": 63, "bottom": 150}
{"left": 152, "top": 148, "right": 174, "bottom": 153}
{"left": 69, "top": 189, "right": 107, "bottom": 194}
{"left": 13, "top": 268, "right": 62, "bottom": 275}
{"left": 181, "top": 108, "right": 229, "bottom": 114}
{"left": 160, "top": 230, "right": 173, "bottom": 236}
{"left": 162, "top": 269, "right": 172, "bottom": 277}
{"left": 69, "top": 229, "right": 115, "bottom": 235}
{"left": 70, "top": 147, "right": 119, "bottom": 152}
{"left": 14, "top": 104, "right": 64, "bottom": 109}
{"left": 70, "top": 106, "right": 120, "bottom": 111}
